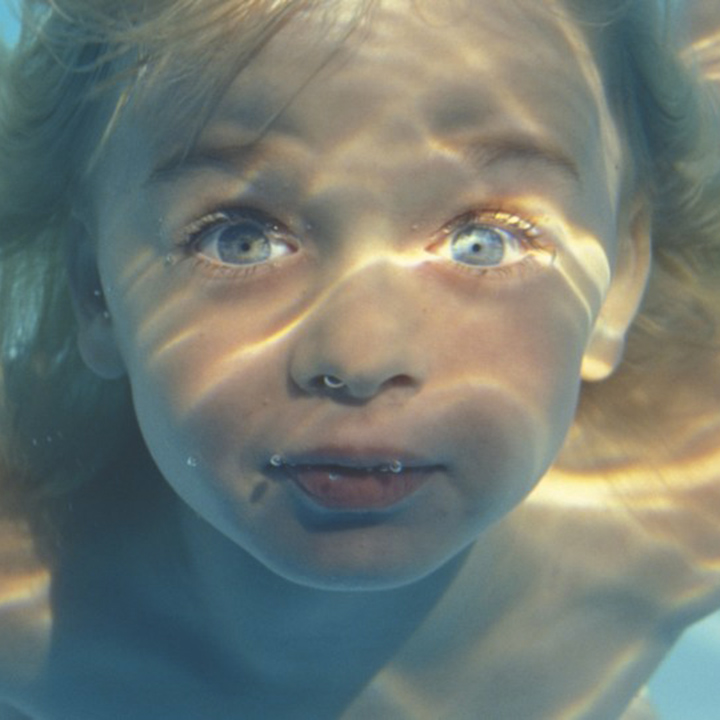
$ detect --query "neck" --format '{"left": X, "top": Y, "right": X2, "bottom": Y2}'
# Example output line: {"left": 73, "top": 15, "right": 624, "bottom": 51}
{"left": 175, "top": 501, "right": 511, "bottom": 699}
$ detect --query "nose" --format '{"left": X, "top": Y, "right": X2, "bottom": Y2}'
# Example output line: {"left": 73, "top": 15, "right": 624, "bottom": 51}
{"left": 288, "top": 261, "right": 426, "bottom": 401}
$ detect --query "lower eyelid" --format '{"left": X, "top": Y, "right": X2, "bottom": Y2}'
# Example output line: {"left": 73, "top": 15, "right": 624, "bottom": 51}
{"left": 442, "top": 251, "right": 555, "bottom": 280}
{"left": 190, "top": 255, "right": 265, "bottom": 277}
{"left": 188, "top": 254, "right": 287, "bottom": 281}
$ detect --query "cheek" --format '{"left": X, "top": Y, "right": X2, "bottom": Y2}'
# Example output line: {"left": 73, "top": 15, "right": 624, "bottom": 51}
{"left": 126, "top": 323, "right": 279, "bottom": 459}
{"left": 120, "top": 277, "right": 301, "bottom": 506}
{"left": 514, "top": 295, "right": 590, "bottom": 462}
{"left": 435, "top": 314, "right": 586, "bottom": 532}
{"left": 436, "top": 273, "right": 589, "bottom": 423}
{"left": 126, "top": 353, "right": 277, "bottom": 540}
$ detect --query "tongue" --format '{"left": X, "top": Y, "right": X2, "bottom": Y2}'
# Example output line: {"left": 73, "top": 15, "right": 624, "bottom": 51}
{"left": 290, "top": 467, "right": 418, "bottom": 509}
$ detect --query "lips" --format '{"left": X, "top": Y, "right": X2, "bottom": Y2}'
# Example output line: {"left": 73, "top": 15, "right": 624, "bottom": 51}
{"left": 271, "top": 449, "right": 441, "bottom": 510}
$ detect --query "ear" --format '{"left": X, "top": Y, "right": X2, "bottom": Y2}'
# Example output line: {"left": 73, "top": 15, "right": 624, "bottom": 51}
{"left": 580, "top": 200, "right": 652, "bottom": 382}
{"left": 66, "top": 218, "right": 126, "bottom": 380}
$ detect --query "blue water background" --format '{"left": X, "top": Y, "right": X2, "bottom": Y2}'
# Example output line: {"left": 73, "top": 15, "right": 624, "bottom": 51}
{"left": 1, "top": 3, "right": 719, "bottom": 718}
{"left": 0, "top": 1, "right": 17, "bottom": 46}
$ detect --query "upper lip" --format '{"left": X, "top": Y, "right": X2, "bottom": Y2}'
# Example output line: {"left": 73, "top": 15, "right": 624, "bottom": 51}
{"left": 279, "top": 446, "right": 440, "bottom": 470}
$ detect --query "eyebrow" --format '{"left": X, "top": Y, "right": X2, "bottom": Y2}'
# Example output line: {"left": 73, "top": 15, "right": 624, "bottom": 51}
{"left": 145, "top": 141, "right": 264, "bottom": 187}
{"left": 453, "top": 136, "right": 582, "bottom": 185}
{"left": 146, "top": 133, "right": 582, "bottom": 188}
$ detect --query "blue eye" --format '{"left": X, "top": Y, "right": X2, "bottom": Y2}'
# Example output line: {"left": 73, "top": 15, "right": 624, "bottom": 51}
{"left": 189, "top": 212, "right": 295, "bottom": 266}
{"left": 447, "top": 223, "right": 524, "bottom": 267}
{"left": 428, "top": 212, "right": 542, "bottom": 270}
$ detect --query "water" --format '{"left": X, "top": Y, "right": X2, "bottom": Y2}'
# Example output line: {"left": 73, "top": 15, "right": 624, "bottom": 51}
{"left": 0, "top": 2, "right": 17, "bottom": 46}
{"left": 2, "top": 1, "right": 720, "bottom": 717}
{"left": 649, "top": 613, "right": 720, "bottom": 719}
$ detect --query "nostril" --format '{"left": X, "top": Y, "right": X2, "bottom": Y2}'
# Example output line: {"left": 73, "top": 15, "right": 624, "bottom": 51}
{"left": 307, "top": 372, "right": 416, "bottom": 398}
{"left": 321, "top": 375, "right": 346, "bottom": 390}
{"left": 307, "top": 375, "right": 347, "bottom": 394}
{"left": 389, "top": 374, "right": 415, "bottom": 389}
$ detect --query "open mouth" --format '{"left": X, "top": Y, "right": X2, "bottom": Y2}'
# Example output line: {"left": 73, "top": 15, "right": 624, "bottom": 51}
{"left": 269, "top": 456, "right": 441, "bottom": 510}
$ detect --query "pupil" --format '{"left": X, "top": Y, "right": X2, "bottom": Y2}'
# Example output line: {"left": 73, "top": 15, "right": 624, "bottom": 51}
{"left": 216, "top": 220, "right": 272, "bottom": 264}
{"left": 451, "top": 224, "right": 506, "bottom": 266}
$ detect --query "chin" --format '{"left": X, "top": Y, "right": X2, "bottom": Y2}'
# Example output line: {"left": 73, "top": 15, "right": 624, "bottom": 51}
{"left": 249, "top": 533, "right": 469, "bottom": 593}
{"left": 270, "top": 564, "right": 445, "bottom": 592}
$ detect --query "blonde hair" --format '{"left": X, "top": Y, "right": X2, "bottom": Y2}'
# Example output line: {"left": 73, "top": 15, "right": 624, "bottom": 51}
{"left": 0, "top": 0, "right": 718, "bottom": 538}
{"left": 567, "top": 0, "right": 720, "bottom": 467}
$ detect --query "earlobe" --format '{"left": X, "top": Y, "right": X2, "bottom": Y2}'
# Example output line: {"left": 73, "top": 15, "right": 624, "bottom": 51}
{"left": 66, "top": 218, "right": 126, "bottom": 380}
{"left": 581, "top": 201, "right": 652, "bottom": 382}
{"left": 76, "top": 314, "right": 126, "bottom": 380}
{"left": 580, "top": 325, "right": 627, "bottom": 382}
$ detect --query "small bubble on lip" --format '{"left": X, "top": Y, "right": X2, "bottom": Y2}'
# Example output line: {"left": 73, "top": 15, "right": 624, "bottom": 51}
{"left": 389, "top": 460, "right": 403, "bottom": 474}
{"left": 270, "top": 454, "right": 283, "bottom": 468}
{"left": 186, "top": 456, "right": 198, "bottom": 467}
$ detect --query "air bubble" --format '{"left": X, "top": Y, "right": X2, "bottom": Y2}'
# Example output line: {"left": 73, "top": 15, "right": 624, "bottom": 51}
{"left": 186, "top": 456, "right": 198, "bottom": 467}
{"left": 270, "top": 454, "right": 283, "bottom": 468}
{"left": 389, "top": 460, "right": 403, "bottom": 474}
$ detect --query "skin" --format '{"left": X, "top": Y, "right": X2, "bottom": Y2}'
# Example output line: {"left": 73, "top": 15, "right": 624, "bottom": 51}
{"left": 13, "top": 0, "right": 720, "bottom": 718}
{"left": 82, "top": 0, "right": 646, "bottom": 592}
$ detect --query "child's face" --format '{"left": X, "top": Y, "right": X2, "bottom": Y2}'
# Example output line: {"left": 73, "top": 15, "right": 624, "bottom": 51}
{"left": 79, "top": 0, "right": 644, "bottom": 589}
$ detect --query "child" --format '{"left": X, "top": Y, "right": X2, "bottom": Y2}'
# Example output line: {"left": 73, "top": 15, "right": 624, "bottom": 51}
{"left": 0, "top": 0, "right": 719, "bottom": 717}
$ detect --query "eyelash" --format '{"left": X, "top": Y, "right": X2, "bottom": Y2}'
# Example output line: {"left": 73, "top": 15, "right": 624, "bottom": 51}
{"left": 177, "top": 207, "right": 298, "bottom": 279}
{"left": 173, "top": 205, "right": 553, "bottom": 279}
{"left": 430, "top": 207, "right": 554, "bottom": 278}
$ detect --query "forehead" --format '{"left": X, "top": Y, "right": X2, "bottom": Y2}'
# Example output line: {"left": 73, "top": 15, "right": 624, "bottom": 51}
{"left": 219, "top": 0, "right": 606, "bottom": 133}
{"left": 104, "top": 0, "right": 622, "bottom": 215}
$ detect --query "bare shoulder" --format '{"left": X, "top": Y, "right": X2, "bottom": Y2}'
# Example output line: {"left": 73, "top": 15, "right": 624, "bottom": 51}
{"left": 528, "top": 349, "right": 720, "bottom": 630}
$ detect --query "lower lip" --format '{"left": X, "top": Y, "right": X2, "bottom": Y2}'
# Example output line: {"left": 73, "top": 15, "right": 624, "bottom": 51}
{"left": 285, "top": 467, "right": 435, "bottom": 510}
